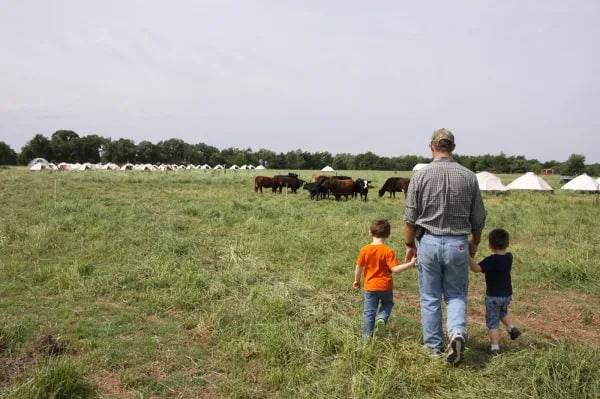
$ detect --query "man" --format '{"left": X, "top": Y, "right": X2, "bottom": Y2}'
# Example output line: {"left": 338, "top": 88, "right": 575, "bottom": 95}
{"left": 404, "top": 128, "right": 486, "bottom": 366}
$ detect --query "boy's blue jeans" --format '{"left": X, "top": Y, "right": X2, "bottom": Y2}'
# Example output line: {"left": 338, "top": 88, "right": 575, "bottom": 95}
{"left": 418, "top": 234, "right": 469, "bottom": 351}
{"left": 485, "top": 295, "right": 511, "bottom": 329}
{"left": 362, "top": 289, "right": 394, "bottom": 338}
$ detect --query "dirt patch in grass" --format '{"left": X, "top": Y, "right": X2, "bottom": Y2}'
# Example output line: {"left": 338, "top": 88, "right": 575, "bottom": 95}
{"left": 0, "top": 356, "right": 34, "bottom": 387}
{"left": 467, "top": 285, "right": 600, "bottom": 347}
{"left": 93, "top": 371, "right": 137, "bottom": 399}
{"left": 27, "top": 333, "right": 72, "bottom": 357}
{"left": 508, "top": 289, "right": 600, "bottom": 347}
{"left": 0, "top": 332, "right": 74, "bottom": 390}
{"left": 395, "top": 286, "right": 600, "bottom": 348}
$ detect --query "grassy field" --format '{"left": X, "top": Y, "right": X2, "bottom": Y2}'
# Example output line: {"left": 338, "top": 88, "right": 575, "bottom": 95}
{"left": 1, "top": 168, "right": 599, "bottom": 398}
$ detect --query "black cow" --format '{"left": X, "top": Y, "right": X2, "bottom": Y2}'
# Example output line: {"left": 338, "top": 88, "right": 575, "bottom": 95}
{"left": 314, "top": 175, "right": 334, "bottom": 200}
{"left": 273, "top": 173, "right": 303, "bottom": 193}
{"left": 302, "top": 182, "right": 318, "bottom": 200}
{"left": 378, "top": 177, "right": 410, "bottom": 198}
{"left": 353, "top": 178, "right": 370, "bottom": 200}
{"left": 303, "top": 179, "right": 327, "bottom": 200}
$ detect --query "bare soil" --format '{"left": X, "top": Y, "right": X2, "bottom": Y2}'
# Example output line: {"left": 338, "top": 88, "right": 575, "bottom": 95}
{"left": 396, "top": 286, "right": 600, "bottom": 348}
{"left": 0, "top": 333, "right": 72, "bottom": 388}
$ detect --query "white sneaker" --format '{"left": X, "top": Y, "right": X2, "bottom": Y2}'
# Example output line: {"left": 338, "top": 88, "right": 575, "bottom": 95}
{"left": 423, "top": 345, "right": 443, "bottom": 358}
{"left": 446, "top": 332, "right": 465, "bottom": 366}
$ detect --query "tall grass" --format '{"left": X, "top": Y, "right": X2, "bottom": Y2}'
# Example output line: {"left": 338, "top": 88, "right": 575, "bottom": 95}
{"left": 1, "top": 168, "right": 599, "bottom": 398}
{"left": 8, "top": 358, "right": 94, "bottom": 399}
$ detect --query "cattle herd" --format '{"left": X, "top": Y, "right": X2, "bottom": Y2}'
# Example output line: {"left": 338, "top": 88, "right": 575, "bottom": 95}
{"left": 254, "top": 173, "right": 410, "bottom": 201}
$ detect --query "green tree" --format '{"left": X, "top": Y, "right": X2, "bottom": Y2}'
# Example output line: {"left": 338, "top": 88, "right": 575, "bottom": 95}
{"left": 475, "top": 154, "right": 493, "bottom": 171}
{"left": 0, "top": 141, "right": 17, "bottom": 165}
{"left": 299, "top": 151, "right": 316, "bottom": 169}
{"left": 136, "top": 141, "right": 158, "bottom": 164}
{"left": 208, "top": 151, "right": 227, "bottom": 167}
{"left": 527, "top": 159, "right": 542, "bottom": 174}
{"left": 194, "top": 143, "right": 220, "bottom": 165}
{"left": 507, "top": 155, "right": 525, "bottom": 173}
{"left": 79, "top": 134, "right": 108, "bottom": 163}
{"left": 254, "top": 148, "right": 276, "bottom": 168}
{"left": 183, "top": 143, "right": 205, "bottom": 165}
{"left": 561, "top": 154, "right": 586, "bottom": 176}
{"left": 220, "top": 147, "right": 251, "bottom": 167}
{"left": 585, "top": 163, "right": 600, "bottom": 177}
{"left": 284, "top": 149, "right": 305, "bottom": 169}
{"left": 241, "top": 147, "right": 258, "bottom": 166}
{"left": 459, "top": 155, "right": 477, "bottom": 171}
{"left": 354, "top": 152, "right": 381, "bottom": 170}
{"left": 233, "top": 147, "right": 255, "bottom": 167}
{"left": 156, "top": 138, "right": 186, "bottom": 164}
{"left": 541, "top": 160, "right": 561, "bottom": 175}
{"left": 271, "top": 152, "right": 286, "bottom": 169}
{"left": 332, "top": 153, "right": 353, "bottom": 170}
{"left": 17, "top": 134, "right": 53, "bottom": 164}
{"left": 395, "top": 155, "right": 428, "bottom": 171}
{"left": 490, "top": 153, "right": 510, "bottom": 173}
{"left": 314, "top": 151, "right": 333, "bottom": 169}
{"left": 50, "top": 130, "right": 80, "bottom": 162}
{"left": 103, "top": 138, "right": 137, "bottom": 164}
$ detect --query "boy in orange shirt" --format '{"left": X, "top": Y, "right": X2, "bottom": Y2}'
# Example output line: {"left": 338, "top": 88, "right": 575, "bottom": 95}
{"left": 354, "top": 218, "right": 416, "bottom": 339}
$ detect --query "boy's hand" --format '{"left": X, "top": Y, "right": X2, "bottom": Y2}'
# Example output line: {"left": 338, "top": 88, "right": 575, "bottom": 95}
{"left": 353, "top": 280, "right": 360, "bottom": 289}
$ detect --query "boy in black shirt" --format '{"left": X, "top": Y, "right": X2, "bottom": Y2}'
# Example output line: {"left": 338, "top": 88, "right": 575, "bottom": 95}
{"left": 469, "top": 228, "right": 521, "bottom": 355}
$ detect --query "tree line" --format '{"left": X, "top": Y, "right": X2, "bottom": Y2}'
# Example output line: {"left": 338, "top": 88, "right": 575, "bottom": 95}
{"left": 0, "top": 130, "right": 598, "bottom": 176}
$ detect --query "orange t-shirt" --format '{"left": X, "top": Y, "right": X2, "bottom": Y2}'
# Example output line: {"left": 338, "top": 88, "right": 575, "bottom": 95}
{"left": 356, "top": 243, "right": 399, "bottom": 291}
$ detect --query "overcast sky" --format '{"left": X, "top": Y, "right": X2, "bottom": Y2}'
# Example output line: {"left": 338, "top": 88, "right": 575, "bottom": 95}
{"left": 1, "top": 1, "right": 599, "bottom": 163}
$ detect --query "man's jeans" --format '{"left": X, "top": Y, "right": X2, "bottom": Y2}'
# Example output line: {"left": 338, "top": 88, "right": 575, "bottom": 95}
{"left": 418, "top": 234, "right": 469, "bottom": 350}
{"left": 362, "top": 289, "right": 394, "bottom": 338}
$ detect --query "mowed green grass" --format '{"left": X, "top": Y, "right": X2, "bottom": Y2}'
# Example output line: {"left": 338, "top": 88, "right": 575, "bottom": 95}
{"left": 1, "top": 168, "right": 599, "bottom": 398}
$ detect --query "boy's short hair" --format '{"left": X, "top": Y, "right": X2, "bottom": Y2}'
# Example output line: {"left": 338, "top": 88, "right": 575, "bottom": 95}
{"left": 488, "top": 228, "right": 510, "bottom": 250}
{"left": 370, "top": 218, "right": 391, "bottom": 238}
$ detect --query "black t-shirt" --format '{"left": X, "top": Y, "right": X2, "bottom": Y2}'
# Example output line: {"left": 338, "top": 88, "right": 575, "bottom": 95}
{"left": 479, "top": 253, "right": 513, "bottom": 297}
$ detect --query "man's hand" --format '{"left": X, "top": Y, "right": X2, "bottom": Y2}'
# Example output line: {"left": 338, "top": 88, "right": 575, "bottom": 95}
{"left": 405, "top": 246, "right": 417, "bottom": 263}
{"left": 468, "top": 241, "right": 478, "bottom": 257}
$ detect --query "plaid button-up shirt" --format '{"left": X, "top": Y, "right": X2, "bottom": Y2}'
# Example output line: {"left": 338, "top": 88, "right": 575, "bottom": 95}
{"left": 404, "top": 157, "right": 486, "bottom": 236}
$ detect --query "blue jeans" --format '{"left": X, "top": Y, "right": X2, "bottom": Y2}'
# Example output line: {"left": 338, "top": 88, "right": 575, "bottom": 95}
{"left": 362, "top": 290, "right": 394, "bottom": 338}
{"left": 418, "top": 234, "right": 469, "bottom": 350}
{"left": 485, "top": 296, "right": 511, "bottom": 329}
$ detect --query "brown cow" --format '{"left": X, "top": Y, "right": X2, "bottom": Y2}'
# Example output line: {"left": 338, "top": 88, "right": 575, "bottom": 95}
{"left": 322, "top": 178, "right": 355, "bottom": 201}
{"left": 378, "top": 177, "right": 410, "bottom": 198}
{"left": 312, "top": 174, "right": 324, "bottom": 182}
{"left": 312, "top": 173, "right": 342, "bottom": 182}
{"left": 254, "top": 176, "right": 274, "bottom": 193}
